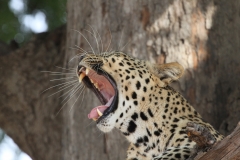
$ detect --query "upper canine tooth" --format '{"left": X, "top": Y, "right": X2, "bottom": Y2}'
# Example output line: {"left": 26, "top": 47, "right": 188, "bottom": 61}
{"left": 79, "top": 73, "right": 86, "bottom": 82}
{"left": 97, "top": 108, "right": 103, "bottom": 116}
{"left": 86, "top": 68, "right": 90, "bottom": 75}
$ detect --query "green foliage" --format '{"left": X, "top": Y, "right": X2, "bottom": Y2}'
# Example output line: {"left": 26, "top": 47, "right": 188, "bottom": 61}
{"left": 26, "top": 0, "right": 66, "bottom": 31}
{"left": 0, "top": 1, "right": 20, "bottom": 43}
{"left": 0, "top": 0, "right": 66, "bottom": 44}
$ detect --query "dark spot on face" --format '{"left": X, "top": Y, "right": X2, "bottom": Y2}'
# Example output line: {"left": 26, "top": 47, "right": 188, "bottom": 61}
{"left": 142, "top": 97, "right": 145, "bottom": 101}
{"left": 136, "top": 81, "right": 141, "bottom": 90}
{"left": 122, "top": 132, "right": 129, "bottom": 136}
{"left": 137, "top": 137, "right": 144, "bottom": 143}
{"left": 147, "top": 108, "right": 154, "bottom": 117}
{"left": 125, "top": 69, "right": 130, "bottom": 73}
{"left": 143, "top": 87, "right": 147, "bottom": 92}
{"left": 173, "top": 118, "right": 179, "bottom": 122}
{"left": 109, "top": 63, "right": 112, "bottom": 67}
{"left": 131, "top": 112, "right": 138, "bottom": 121}
{"left": 134, "top": 101, "right": 138, "bottom": 106}
{"left": 146, "top": 128, "right": 152, "bottom": 137}
{"left": 122, "top": 101, "right": 125, "bottom": 106}
{"left": 112, "top": 58, "right": 116, "bottom": 63}
{"left": 182, "top": 107, "right": 185, "bottom": 112}
{"left": 145, "top": 78, "right": 150, "bottom": 84}
{"left": 119, "top": 62, "right": 124, "bottom": 66}
{"left": 174, "top": 107, "right": 178, "bottom": 114}
{"left": 194, "top": 110, "right": 198, "bottom": 115}
{"left": 162, "top": 115, "right": 166, "bottom": 119}
{"left": 154, "top": 131, "right": 160, "bottom": 136}
{"left": 140, "top": 112, "right": 148, "bottom": 121}
{"left": 134, "top": 143, "right": 139, "bottom": 148}
{"left": 127, "top": 120, "right": 137, "bottom": 133}
{"left": 120, "top": 113, "right": 123, "bottom": 118}
{"left": 126, "top": 62, "right": 131, "bottom": 65}
{"left": 164, "top": 109, "right": 168, "bottom": 113}
{"left": 126, "top": 75, "right": 130, "bottom": 80}
{"left": 144, "top": 136, "right": 149, "bottom": 142}
{"left": 179, "top": 130, "right": 186, "bottom": 134}
{"left": 171, "top": 124, "right": 178, "bottom": 128}
{"left": 132, "top": 92, "right": 137, "bottom": 99}
{"left": 125, "top": 86, "right": 128, "bottom": 91}
{"left": 126, "top": 96, "right": 129, "bottom": 100}
{"left": 175, "top": 153, "right": 181, "bottom": 158}
{"left": 166, "top": 97, "right": 170, "bottom": 102}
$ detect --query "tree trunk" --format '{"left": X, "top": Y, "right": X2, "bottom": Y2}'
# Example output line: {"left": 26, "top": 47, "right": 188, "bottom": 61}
{"left": 0, "top": 0, "right": 240, "bottom": 160}
{"left": 0, "top": 26, "right": 66, "bottom": 160}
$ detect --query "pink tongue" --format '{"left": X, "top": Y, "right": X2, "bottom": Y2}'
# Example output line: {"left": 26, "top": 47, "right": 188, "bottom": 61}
{"left": 88, "top": 106, "right": 108, "bottom": 119}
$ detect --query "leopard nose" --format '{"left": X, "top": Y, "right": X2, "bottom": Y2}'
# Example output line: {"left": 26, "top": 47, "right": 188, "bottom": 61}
{"left": 78, "top": 55, "right": 85, "bottom": 62}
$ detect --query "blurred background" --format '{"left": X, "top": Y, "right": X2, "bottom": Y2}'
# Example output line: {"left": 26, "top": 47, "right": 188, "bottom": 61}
{"left": 0, "top": 0, "right": 66, "bottom": 159}
{"left": 0, "top": 0, "right": 66, "bottom": 45}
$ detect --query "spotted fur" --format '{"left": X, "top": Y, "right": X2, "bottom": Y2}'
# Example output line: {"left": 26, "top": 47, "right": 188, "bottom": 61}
{"left": 78, "top": 52, "right": 223, "bottom": 160}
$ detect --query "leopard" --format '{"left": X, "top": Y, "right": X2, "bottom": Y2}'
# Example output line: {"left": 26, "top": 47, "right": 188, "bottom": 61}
{"left": 76, "top": 51, "right": 224, "bottom": 160}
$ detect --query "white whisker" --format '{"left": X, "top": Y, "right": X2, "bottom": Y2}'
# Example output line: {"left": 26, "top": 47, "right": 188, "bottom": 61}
{"left": 118, "top": 29, "right": 124, "bottom": 51}
{"left": 54, "top": 84, "right": 83, "bottom": 117}
{"left": 50, "top": 76, "right": 76, "bottom": 81}
{"left": 95, "top": 28, "right": 104, "bottom": 54}
{"left": 72, "top": 29, "right": 96, "bottom": 55}
{"left": 48, "top": 80, "right": 79, "bottom": 97}
{"left": 60, "top": 83, "right": 82, "bottom": 102}
{"left": 68, "top": 85, "right": 84, "bottom": 112}
{"left": 55, "top": 66, "right": 75, "bottom": 71}
{"left": 86, "top": 26, "right": 100, "bottom": 54}
{"left": 120, "top": 40, "right": 130, "bottom": 51}
{"left": 41, "top": 71, "right": 75, "bottom": 75}
{"left": 41, "top": 80, "right": 78, "bottom": 94}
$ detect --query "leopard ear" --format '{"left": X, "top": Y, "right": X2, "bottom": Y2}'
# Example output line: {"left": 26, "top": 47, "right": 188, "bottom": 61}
{"left": 147, "top": 62, "right": 184, "bottom": 84}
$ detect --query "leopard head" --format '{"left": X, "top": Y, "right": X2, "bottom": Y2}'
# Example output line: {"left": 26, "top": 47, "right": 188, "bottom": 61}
{"left": 77, "top": 52, "right": 184, "bottom": 132}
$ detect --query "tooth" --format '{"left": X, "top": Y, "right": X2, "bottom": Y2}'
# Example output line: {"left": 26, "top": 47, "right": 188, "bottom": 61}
{"left": 93, "top": 118, "right": 98, "bottom": 121}
{"left": 94, "top": 83, "right": 99, "bottom": 89}
{"left": 79, "top": 73, "right": 86, "bottom": 82}
{"left": 90, "top": 79, "right": 94, "bottom": 83}
{"left": 97, "top": 108, "right": 103, "bottom": 116}
{"left": 86, "top": 68, "right": 90, "bottom": 75}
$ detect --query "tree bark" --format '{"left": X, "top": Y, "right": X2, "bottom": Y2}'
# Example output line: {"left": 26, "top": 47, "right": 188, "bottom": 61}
{"left": 0, "top": 0, "right": 240, "bottom": 160}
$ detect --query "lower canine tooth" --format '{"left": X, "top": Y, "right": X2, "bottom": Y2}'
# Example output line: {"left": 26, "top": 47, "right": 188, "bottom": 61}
{"left": 93, "top": 118, "right": 98, "bottom": 121}
{"left": 97, "top": 108, "right": 103, "bottom": 116}
{"left": 79, "top": 73, "right": 86, "bottom": 82}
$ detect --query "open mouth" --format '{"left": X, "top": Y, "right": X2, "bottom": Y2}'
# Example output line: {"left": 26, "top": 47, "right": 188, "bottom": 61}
{"left": 77, "top": 66, "right": 118, "bottom": 122}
